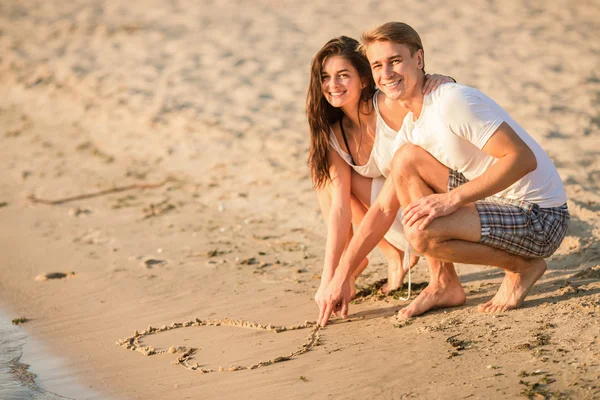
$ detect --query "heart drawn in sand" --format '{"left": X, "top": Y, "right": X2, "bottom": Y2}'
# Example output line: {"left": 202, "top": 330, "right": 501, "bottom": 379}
{"left": 116, "top": 318, "right": 321, "bottom": 373}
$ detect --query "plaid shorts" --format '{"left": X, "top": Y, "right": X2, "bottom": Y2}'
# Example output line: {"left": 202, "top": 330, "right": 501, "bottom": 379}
{"left": 448, "top": 170, "right": 570, "bottom": 258}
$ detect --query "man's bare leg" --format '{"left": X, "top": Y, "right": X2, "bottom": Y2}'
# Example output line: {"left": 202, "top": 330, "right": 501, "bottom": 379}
{"left": 405, "top": 207, "right": 547, "bottom": 312}
{"left": 391, "top": 145, "right": 547, "bottom": 313}
{"left": 350, "top": 172, "right": 419, "bottom": 292}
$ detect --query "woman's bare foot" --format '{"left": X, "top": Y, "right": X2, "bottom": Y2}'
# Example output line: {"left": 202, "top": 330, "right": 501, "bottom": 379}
{"left": 349, "top": 258, "right": 369, "bottom": 300}
{"left": 349, "top": 275, "right": 357, "bottom": 300}
{"left": 477, "top": 258, "right": 547, "bottom": 313}
{"left": 395, "top": 268, "right": 465, "bottom": 320}
{"left": 382, "top": 253, "right": 419, "bottom": 294}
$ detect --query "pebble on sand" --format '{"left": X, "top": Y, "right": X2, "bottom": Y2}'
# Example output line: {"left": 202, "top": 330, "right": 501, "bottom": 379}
{"left": 34, "top": 272, "right": 76, "bottom": 281}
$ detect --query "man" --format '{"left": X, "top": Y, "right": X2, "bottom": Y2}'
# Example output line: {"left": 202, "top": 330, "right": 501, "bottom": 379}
{"left": 317, "top": 22, "right": 569, "bottom": 326}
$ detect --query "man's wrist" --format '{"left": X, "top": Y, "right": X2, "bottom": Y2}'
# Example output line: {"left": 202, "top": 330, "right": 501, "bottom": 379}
{"left": 448, "top": 188, "right": 465, "bottom": 208}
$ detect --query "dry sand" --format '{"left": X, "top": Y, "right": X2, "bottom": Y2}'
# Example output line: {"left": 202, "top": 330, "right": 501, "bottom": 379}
{"left": 1, "top": 0, "right": 600, "bottom": 398}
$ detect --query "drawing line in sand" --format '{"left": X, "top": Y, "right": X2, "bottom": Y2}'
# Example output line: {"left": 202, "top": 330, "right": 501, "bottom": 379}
{"left": 116, "top": 318, "right": 322, "bottom": 373}
{"left": 27, "top": 178, "right": 176, "bottom": 205}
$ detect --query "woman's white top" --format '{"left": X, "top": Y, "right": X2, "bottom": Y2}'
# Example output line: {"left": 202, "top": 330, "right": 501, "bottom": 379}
{"left": 328, "top": 91, "right": 398, "bottom": 179}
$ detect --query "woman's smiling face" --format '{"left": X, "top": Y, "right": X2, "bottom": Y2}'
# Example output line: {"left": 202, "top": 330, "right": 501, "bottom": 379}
{"left": 321, "top": 55, "right": 364, "bottom": 109}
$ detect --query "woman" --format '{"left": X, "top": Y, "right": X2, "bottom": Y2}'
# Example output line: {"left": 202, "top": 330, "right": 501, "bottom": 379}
{"left": 306, "top": 36, "right": 453, "bottom": 307}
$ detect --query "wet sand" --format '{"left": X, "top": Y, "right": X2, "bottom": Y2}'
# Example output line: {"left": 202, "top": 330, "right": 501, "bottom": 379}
{"left": 0, "top": 307, "right": 105, "bottom": 399}
{"left": 1, "top": 0, "right": 599, "bottom": 398}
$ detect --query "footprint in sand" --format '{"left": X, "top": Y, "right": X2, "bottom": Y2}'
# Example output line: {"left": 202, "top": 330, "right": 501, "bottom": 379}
{"left": 34, "top": 272, "right": 76, "bottom": 281}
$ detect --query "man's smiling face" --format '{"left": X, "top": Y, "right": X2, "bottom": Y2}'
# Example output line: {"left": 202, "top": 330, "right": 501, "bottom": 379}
{"left": 366, "top": 40, "right": 424, "bottom": 101}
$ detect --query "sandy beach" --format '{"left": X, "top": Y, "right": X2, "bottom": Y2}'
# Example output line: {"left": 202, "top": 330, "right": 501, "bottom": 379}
{"left": 1, "top": 0, "right": 600, "bottom": 398}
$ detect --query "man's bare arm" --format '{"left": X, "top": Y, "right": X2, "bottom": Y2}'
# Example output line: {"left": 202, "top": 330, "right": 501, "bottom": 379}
{"left": 403, "top": 122, "right": 537, "bottom": 229}
{"left": 448, "top": 122, "right": 537, "bottom": 206}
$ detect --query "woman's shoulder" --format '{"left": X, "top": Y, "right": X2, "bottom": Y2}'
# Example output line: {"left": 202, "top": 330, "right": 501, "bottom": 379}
{"left": 329, "top": 119, "right": 342, "bottom": 141}
{"left": 329, "top": 119, "right": 341, "bottom": 135}
{"left": 328, "top": 120, "right": 348, "bottom": 152}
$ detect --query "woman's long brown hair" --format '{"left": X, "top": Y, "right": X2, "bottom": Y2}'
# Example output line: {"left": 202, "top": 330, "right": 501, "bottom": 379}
{"left": 306, "top": 36, "right": 376, "bottom": 189}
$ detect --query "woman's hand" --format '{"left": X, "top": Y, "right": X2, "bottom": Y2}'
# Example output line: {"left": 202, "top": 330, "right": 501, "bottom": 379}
{"left": 423, "top": 74, "right": 456, "bottom": 95}
{"left": 317, "top": 277, "right": 353, "bottom": 326}
{"left": 314, "top": 283, "right": 327, "bottom": 314}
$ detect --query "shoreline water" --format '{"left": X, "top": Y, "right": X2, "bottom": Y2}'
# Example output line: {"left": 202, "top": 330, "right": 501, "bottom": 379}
{"left": 0, "top": 306, "right": 109, "bottom": 400}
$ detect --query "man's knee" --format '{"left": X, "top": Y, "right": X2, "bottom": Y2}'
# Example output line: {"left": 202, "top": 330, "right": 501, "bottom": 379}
{"left": 405, "top": 224, "right": 435, "bottom": 254}
{"left": 391, "top": 144, "right": 428, "bottom": 179}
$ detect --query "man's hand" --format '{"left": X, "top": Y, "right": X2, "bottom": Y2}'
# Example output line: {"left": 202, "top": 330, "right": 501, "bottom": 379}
{"left": 402, "top": 193, "right": 459, "bottom": 230}
{"left": 317, "top": 278, "right": 353, "bottom": 327}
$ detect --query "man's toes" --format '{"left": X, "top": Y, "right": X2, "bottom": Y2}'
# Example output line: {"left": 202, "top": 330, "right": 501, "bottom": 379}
{"left": 493, "top": 304, "right": 508, "bottom": 313}
{"left": 396, "top": 308, "right": 411, "bottom": 320}
{"left": 477, "top": 300, "right": 493, "bottom": 313}
{"left": 483, "top": 304, "right": 494, "bottom": 313}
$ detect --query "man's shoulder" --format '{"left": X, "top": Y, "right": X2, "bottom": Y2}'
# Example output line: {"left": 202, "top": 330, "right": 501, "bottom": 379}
{"left": 430, "top": 83, "right": 483, "bottom": 105}
{"left": 429, "top": 84, "right": 490, "bottom": 119}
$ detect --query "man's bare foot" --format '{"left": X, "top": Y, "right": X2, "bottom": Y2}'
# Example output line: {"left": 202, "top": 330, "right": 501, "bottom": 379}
{"left": 395, "top": 273, "right": 465, "bottom": 320}
{"left": 478, "top": 258, "right": 547, "bottom": 313}
{"left": 382, "top": 253, "right": 420, "bottom": 294}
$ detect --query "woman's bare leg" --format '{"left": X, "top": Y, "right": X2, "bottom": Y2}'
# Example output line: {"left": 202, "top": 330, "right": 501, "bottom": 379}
{"left": 350, "top": 172, "right": 419, "bottom": 292}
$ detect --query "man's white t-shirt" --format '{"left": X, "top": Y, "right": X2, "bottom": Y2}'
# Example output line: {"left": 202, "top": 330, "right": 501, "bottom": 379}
{"left": 394, "top": 83, "right": 567, "bottom": 208}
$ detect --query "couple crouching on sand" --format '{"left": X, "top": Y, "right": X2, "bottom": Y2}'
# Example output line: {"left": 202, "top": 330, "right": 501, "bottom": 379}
{"left": 306, "top": 22, "right": 569, "bottom": 326}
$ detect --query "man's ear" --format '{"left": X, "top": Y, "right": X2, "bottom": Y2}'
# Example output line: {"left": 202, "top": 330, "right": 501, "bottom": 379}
{"left": 417, "top": 49, "right": 424, "bottom": 70}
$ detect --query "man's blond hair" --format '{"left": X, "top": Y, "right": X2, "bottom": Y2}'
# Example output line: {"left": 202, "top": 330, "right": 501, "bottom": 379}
{"left": 359, "top": 22, "right": 425, "bottom": 73}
